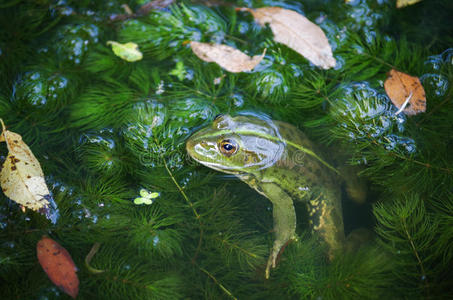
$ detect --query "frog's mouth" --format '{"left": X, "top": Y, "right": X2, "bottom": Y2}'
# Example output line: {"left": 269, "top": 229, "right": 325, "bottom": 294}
{"left": 186, "top": 138, "right": 244, "bottom": 175}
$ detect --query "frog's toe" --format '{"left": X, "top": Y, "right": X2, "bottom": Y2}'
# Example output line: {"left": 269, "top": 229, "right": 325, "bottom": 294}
{"left": 265, "top": 252, "right": 277, "bottom": 279}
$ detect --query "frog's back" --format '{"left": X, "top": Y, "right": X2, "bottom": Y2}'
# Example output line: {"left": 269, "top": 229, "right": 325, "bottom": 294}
{"left": 271, "top": 120, "right": 340, "bottom": 199}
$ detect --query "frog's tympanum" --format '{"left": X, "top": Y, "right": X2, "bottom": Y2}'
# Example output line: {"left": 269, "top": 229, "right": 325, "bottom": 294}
{"left": 186, "top": 114, "right": 345, "bottom": 278}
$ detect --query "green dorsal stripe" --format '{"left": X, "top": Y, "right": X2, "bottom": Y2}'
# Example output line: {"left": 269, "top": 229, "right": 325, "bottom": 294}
{"left": 201, "top": 129, "right": 340, "bottom": 175}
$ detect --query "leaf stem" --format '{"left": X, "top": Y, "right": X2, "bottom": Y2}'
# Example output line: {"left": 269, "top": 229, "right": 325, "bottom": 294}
{"left": 369, "top": 138, "right": 452, "bottom": 174}
{"left": 224, "top": 34, "right": 248, "bottom": 45}
{"left": 216, "top": 237, "right": 258, "bottom": 258}
{"left": 416, "top": 87, "right": 452, "bottom": 126}
{"left": 401, "top": 218, "right": 429, "bottom": 296}
{"left": 162, "top": 158, "right": 200, "bottom": 219}
{"left": 361, "top": 52, "right": 396, "bottom": 70}
{"left": 155, "top": 138, "right": 204, "bottom": 263}
{"left": 199, "top": 266, "right": 237, "bottom": 300}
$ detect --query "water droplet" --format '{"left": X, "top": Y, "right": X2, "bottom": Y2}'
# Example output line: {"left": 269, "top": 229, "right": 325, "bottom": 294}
{"left": 441, "top": 48, "right": 453, "bottom": 64}
{"left": 420, "top": 73, "right": 449, "bottom": 97}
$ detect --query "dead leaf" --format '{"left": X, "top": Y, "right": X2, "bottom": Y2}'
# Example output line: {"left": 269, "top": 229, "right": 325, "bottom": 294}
{"left": 240, "top": 7, "right": 336, "bottom": 69}
{"left": 396, "top": 0, "right": 423, "bottom": 8}
{"left": 190, "top": 41, "right": 266, "bottom": 73}
{"left": 384, "top": 69, "right": 426, "bottom": 115}
{"left": 0, "top": 119, "right": 51, "bottom": 213}
{"left": 107, "top": 41, "right": 143, "bottom": 62}
{"left": 37, "top": 236, "right": 79, "bottom": 299}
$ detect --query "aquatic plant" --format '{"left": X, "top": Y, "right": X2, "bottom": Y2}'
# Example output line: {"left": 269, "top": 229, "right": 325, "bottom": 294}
{"left": 0, "top": 0, "right": 452, "bottom": 299}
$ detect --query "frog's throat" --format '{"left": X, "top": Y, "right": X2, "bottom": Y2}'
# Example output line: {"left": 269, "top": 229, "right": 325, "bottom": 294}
{"left": 197, "top": 129, "right": 340, "bottom": 175}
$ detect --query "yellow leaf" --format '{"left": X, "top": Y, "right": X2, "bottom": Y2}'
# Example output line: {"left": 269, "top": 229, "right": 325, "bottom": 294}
{"left": 190, "top": 41, "right": 266, "bottom": 73}
{"left": 0, "top": 119, "right": 51, "bottom": 212}
{"left": 107, "top": 41, "right": 143, "bottom": 62}
{"left": 384, "top": 69, "right": 426, "bottom": 116}
{"left": 396, "top": 0, "right": 423, "bottom": 8}
{"left": 240, "top": 7, "right": 336, "bottom": 69}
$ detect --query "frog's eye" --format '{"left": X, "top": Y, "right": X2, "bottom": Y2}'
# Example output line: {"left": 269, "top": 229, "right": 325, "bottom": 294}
{"left": 214, "top": 114, "right": 223, "bottom": 121}
{"left": 219, "top": 139, "right": 238, "bottom": 157}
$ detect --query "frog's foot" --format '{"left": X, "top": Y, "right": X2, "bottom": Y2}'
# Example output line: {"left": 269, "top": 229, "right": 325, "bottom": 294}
{"left": 265, "top": 237, "right": 296, "bottom": 279}
{"left": 265, "top": 249, "right": 278, "bottom": 279}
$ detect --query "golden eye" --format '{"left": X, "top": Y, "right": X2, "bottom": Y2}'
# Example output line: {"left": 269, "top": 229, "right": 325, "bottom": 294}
{"left": 219, "top": 139, "right": 238, "bottom": 157}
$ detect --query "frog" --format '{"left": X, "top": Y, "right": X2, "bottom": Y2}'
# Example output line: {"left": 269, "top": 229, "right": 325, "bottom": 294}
{"left": 186, "top": 114, "right": 346, "bottom": 279}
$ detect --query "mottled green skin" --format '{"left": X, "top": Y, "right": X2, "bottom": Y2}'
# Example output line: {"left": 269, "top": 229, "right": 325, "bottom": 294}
{"left": 186, "top": 115, "right": 345, "bottom": 278}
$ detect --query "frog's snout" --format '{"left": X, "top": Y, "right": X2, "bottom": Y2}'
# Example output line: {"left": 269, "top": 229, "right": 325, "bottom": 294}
{"left": 186, "top": 137, "right": 217, "bottom": 163}
{"left": 185, "top": 137, "right": 195, "bottom": 154}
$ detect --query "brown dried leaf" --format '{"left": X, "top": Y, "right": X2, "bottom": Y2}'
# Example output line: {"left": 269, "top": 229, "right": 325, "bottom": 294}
{"left": 384, "top": 69, "right": 426, "bottom": 116}
{"left": 0, "top": 120, "right": 51, "bottom": 212}
{"left": 190, "top": 41, "right": 266, "bottom": 73}
{"left": 37, "top": 236, "right": 79, "bottom": 299}
{"left": 241, "top": 7, "right": 336, "bottom": 69}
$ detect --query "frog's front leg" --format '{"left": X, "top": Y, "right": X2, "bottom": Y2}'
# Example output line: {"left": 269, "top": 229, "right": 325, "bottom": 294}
{"left": 260, "top": 183, "right": 297, "bottom": 279}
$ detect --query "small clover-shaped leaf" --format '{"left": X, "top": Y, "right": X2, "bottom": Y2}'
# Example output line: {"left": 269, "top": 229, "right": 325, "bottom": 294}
{"left": 169, "top": 61, "right": 187, "bottom": 81}
{"left": 134, "top": 189, "right": 159, "bottom": 205}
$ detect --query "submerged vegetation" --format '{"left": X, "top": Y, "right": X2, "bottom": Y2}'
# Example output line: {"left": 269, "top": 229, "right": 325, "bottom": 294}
{"left": 0, "top": 0, "right": 452, "bottom": 299}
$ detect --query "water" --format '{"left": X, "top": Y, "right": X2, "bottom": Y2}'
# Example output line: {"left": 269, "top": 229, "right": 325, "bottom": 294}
{"left": 0, "top": 0, "right": 452, "bottom": 299}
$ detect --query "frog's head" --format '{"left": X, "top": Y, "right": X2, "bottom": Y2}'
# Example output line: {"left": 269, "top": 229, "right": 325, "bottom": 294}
{"left": 186, "top": 114, "right": 285, "bottom": 175}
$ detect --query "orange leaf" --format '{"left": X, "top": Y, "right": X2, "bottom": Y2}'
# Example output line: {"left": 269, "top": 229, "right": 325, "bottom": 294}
{"left": 37, "top": 236, "right": 79, "bottom": 299}
{"left": 384, "top": 69, "right": 426, "bottom": 116}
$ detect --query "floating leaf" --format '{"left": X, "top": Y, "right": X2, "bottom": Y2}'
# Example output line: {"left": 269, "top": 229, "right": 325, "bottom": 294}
{"left": 190, "top": 41, "right": 266, "bottom": 73}
{"left": 106, "top": 41, "right": 143, "bottom": 62}
{"left": 396, "top": 0, "right": 423, "bottom": 8}
{"left": 240, "top": 7, "right": 336, "bottom": 69}
{"left": 0, "top": 119, "right": 51, "bottom": 214}
{"left": 134, "top": 188, "right": 159, "bottom": 205}
{"left": 37, "top": 236, "right": 79, "bottom": 299}
{"left": 169, "top": 61, "right": 187, "bottom": 81}
{"left": 384, "top": 69, "right": 426, "bottom": 116}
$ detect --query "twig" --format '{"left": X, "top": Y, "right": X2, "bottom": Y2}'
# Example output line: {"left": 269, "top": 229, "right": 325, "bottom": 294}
{"left": 85, "top": 242, "right": 106, "bottom": 274}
